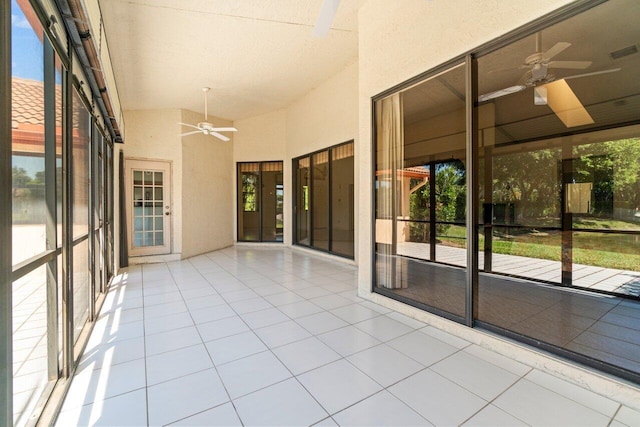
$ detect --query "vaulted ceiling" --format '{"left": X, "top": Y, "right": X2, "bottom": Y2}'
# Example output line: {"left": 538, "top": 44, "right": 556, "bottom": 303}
{"left": 99, "top": 0, "right": 362, "bottom": 121}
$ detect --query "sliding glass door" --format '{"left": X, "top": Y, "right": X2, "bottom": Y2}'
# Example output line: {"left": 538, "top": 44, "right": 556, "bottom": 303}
{"left": 293, "top": 141, "right": 355, "bottom": 258}
{"left": 237, "top": 161, "right": 283, "bottom": 242}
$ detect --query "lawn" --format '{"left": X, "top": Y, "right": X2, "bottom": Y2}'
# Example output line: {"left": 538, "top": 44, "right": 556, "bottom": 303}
{"left": 431, "top": 219, "right": 640, "bottom": 271}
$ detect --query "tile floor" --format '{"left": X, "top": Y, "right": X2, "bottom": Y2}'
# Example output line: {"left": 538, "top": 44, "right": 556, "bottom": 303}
{"left": 55, "top": 246, "right": 640, "bottom": 426}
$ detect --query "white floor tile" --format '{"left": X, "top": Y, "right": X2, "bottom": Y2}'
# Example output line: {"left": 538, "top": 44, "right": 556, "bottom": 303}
{"left": 493, "top": 379, "right": 611, "bottom": 426}
{"left": 389, "top": 369, "right": 487, "bottom": 426}
{"left": 144, "top": 291, "right": 184, "bottom": 307}
{"left": 147, "top": 369, "right": 229, "bottom": 426}
{"left": 278, "top": 300, "right": 324, "bottom": 319}
{"left": 184, "top": 294, "right": 226, "bottom": 311}
{"left": 205, "top": 331, "right": 267, "bottom": 365}
{"left": 385, "top": 311, "right": 428, "bottom": 329}
{"left": 333, "top": 390, "right": 432, "bottom": 426}
{"left": 420, "top": 325, "right": 471, "bottom": 349}
{"left": 145, "top": 325, "right": 203, "bottom": 356}
{"left": 387, "top": 330, "right": 459, "bottom": 367}
{"left": 524, "top": 369, "right": 619, "bottom": 417}
{"left": 168, "top": 402, "right": 242, "bottom": 426}
{"left": 462, "top": 404, "right": 528, "bottom": 426}
{"left": 354, "top": 316, "right": 414, "bottom": 342}
{"left": 217, "top": 351, "right": 291, "bottom": 398}
{"left": 330, "top": 304, "right": 381, "bottom": 324}
{"left": 310, "top": 294, "right": 354, "bottom": 310}
{"left": 318, "top": 325, "right": 381, "bottom": 356}
{"left": 189, "top": 303, "right": 237, "bottom": 324}
{"left": 241, "top": 307, "right": 289, "bottom": 329}
{"left": 297, "top": 359, "right": 382, "bottom": 414}
{"left": 463, "top": 344, "right": 531, "bottom": 376}
{"left": 146, "top": 344, "right": 213, "bottom": 385}
{"left": 296, "top": 312, "right": 349, "bottom": 335}
{"left": 197, "top": 316, "right": 250, "bottom": 342}
{"left": 431, "top": 351, "right": 520, "bottom": 400}
{"left": 61, "top": 358, "right": 146, "bottom": 411}
{"left": 272, "top": 337, "right": 341, "bottom": 375}
{"left": 145, "top": 311, "right": 195, "bottom": 335}
{"left": 181, "top": 287, "right": 219, "bottom": 300}
{"left": 79, "top": 337, "right": 145, "bottom": 371}
{"left": 264, "top": 291, "right": 305, "bottom": 306}
{"left": 144, "top": 300, "right": 188, "bottom": 319}
{"left": 254, "top": 320, "right": 312, "bottom": 348}
{"left": 347, "top": 344, "right": 425, "bottom": 387}
{"left": 222, "top": 288, "right": 259, "bottom": 303}
{"left": 55, "top": 389, "right": 147, "bottom": 427}
{"left": 234, "top": 378, "right": 328, "bottom": 426}
{"left": 229, "top": 297, "right": 274, "bottom": 314}
{"left": 614, "top": 406, "right": 640, "bottom": 426}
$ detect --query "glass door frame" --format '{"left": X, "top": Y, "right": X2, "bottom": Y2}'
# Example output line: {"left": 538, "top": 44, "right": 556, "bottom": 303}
{"left": 236, "top": 161, "right": 284, "bottom": 243}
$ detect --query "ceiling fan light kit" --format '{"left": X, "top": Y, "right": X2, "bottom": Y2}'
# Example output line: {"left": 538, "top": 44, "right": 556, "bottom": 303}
{"left": 478, "top": 33, "right": 620, "bottom": 128}
{"left": 179, "top": 87, "right": 238, "bottom": 141}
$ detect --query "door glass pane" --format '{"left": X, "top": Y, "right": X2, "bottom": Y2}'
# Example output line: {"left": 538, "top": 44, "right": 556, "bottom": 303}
{"left": 237, "top": 163, "right": 260, "bottom": 241}
{"left": 12, "top": 1, "right": 46, "bottom": 265}
{"left": 331, "top": 143, "right": 355, "bottom": 257}
{"left": 12, "top": 266, "right": 48, "bottom": 427}
{"left": 312, "top": 151, "right": 330, "bottom": 250}
{"left": 132, "top": 169, "right": 165, "bottom": 248}
{"left": 72, "top": 89, "right": 90, "bottom": 239}
{"left": 261, "top": 162, "right": 283, "bottom": 242}
{"left": 374, "top": 63, "right": 467, "bottom": 319}
{"left": 73, "top": 240, "right": 89, "bottom": 345}
{"left": 476, "top": 0, "right": 640, "bottom": 380}
{"left": 296, "top": 157, "right": 311, "bottom": 245}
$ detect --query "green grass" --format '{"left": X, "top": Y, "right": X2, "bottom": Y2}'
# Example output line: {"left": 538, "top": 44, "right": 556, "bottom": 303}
{"left": 429, "top": 218, "right": 640, "bottom": 271}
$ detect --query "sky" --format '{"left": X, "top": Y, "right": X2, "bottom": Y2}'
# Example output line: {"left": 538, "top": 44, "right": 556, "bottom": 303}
{"left": 12, "top": 0, "right": 44, "bottom": 81}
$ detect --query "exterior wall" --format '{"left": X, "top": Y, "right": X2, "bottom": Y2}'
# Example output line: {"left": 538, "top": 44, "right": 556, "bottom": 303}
{"left": 181, "top": 109, "right": 234, "bottom": 258}
{"left": 356, "top": 0, "right": 573, "bottom": 296}
{"left": 118, "top": 109, "right": 183, "bottom": 259}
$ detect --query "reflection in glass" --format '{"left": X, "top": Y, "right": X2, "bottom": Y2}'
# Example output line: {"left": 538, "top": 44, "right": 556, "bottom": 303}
{"left": 72, "top": 89, "right": 90, "bottom": 238}
{"left": 331, "top": 143, "right": 355, "bottom": 257}
{"left": 73, "top": 240, "right": 89, "bottom": 345}
{"left": 475, "top": 0, "right": 640, "bottom": 380}
{"left": 296, "top": 157, "right": 311, "bottom": 245}
{"left": 312, "top": 151, "right": 330, "bottom": 251}
{"left": 12, "top": 265, "right": 49, "bottom": 427}
{"left": 237, "top": 162, "right": 284, "bottom": 242}
{"left": 374, "top": 63, "right": 467, "bottom": 318}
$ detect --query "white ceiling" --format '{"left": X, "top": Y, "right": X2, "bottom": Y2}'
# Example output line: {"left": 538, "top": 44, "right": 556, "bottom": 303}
{"left": 99, "top": 0, "right": 362, "bottom": 121}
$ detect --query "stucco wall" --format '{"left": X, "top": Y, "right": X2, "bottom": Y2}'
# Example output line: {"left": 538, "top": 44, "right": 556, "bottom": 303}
{"left": 356, "top": 0, "right": 574, "bottom": 294}
{"left": 181, "top": 109, "right": 234, "bottom": 258}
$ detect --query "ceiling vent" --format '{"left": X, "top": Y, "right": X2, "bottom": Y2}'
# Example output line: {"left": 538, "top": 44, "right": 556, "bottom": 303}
{"left": 610, "top": 45, "right": 638, "bottom": 60}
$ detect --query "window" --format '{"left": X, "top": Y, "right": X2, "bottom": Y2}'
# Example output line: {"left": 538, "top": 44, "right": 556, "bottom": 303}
{"left": 373, "top": 0, "right": 640, "bottom": 383}
{"left": 294, "top": 141, "right": 355, "bottom": 258}
{"left": 237, "top": 161, "right": 284, "bottom": 242}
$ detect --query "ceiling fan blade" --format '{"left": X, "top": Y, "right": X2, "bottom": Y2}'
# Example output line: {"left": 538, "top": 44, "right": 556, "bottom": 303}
{"left": 181, "top": 130, "right": 203, "bottom": 137}
{"left": 543, "top": 79, "right": 594, "bottom": 128}
{"left": 179, "top": 122, "right": 201, "bottom": 130}
{"left": 548, "top": 60, "right": 592, "bottom": 69}
{"left": 478, "top": 85, "right": 527, "bottom": 102}
{"left": 210, "top": 131, "right": 230, "bottom": 142}
{"left": 564, "top": 67, "right": 621, "bottom": 81}
{"left": 313, "top": 0, "right": 340, "bottom": 38}
{"left": 211, "top": 127, "right": 238, "bottom": 132}
{"left": 542, "top": 42, "right": 571, "bottom": 60}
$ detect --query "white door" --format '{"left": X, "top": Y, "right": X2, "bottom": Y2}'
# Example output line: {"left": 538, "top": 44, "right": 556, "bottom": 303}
{"left": 126, "top": 159, "right": 172, "bottom": 256}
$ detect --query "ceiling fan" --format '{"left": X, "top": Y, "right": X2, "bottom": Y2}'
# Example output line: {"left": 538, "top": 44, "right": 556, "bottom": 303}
{"left": 179, "top": 87, "right": 237, "bottom": 141}
{"left": 478, "top": 33, "right": 620, "bottom": 127}
{"left": 313, "top": 0, "right": 340, "bottom": 37}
